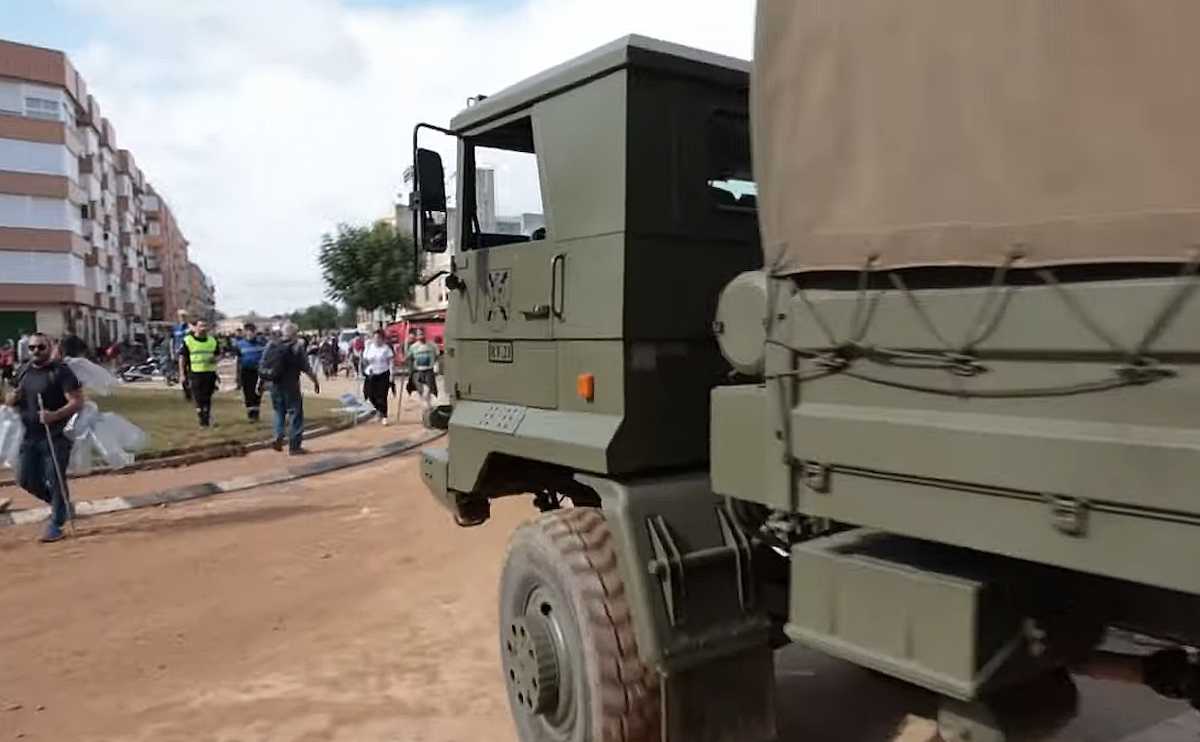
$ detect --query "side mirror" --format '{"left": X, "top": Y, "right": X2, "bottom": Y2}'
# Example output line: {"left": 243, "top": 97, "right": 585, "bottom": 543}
{"left": 413, "top": 148, "right": 448, "bottom": 254}
{"left": 415, "top": 148, "right": 446, "bottom": 211}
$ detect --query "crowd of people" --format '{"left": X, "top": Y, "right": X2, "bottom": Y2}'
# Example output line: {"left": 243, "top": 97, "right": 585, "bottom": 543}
{"left": 1, "top": 317, "right": 442, "bottom": 543}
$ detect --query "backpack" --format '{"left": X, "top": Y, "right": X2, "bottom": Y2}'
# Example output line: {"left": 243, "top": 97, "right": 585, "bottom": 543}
{"left": 257, "top": 340, "right": 295, "bottom": 382}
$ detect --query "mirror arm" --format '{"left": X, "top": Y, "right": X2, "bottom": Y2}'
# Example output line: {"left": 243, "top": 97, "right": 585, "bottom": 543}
{"left": 419, "top": 269, "right": 448, "bottom": 287}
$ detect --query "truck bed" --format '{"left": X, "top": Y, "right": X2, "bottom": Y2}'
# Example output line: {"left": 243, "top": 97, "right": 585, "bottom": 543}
{"left": 715, "top": 276, "right": 1200, "bottom": 595}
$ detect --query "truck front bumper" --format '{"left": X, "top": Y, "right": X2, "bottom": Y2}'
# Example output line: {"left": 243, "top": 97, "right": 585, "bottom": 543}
{"left": 419, "top": 446, "right": 489, "bottom": 526}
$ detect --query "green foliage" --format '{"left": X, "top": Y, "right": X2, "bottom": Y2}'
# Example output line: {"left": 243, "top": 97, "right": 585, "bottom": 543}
{"left": 318, "top": 221, "right": 416, "bottom": 316}
{"left": 288, "top": 302, "right": 340, "bottom": 332}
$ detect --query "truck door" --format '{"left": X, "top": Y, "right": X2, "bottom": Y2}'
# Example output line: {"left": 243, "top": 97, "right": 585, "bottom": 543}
{"left": 450, "top": 118, "right": 558, "bottom": 409}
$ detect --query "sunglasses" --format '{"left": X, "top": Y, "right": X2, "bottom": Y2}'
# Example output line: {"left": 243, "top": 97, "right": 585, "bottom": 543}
{"left": 28, "top": 344, "right": 48, "bottom": 351}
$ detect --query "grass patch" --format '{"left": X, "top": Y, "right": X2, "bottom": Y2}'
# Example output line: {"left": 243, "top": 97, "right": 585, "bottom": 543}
{"left": 95, "top": 387, "right": 344, "bottom": 456}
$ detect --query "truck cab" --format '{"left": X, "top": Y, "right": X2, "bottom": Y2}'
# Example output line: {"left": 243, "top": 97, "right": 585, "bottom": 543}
{"left": 415, "top": 36, "right": 761, "bottom": 523}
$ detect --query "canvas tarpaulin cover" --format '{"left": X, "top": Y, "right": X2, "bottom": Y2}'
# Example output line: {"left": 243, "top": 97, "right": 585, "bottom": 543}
{"left": 753, "top": 0, "right": 1200, "bottom": 275}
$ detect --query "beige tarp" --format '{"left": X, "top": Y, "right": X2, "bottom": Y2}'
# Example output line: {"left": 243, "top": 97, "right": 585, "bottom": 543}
{"left": 753, "top": 1, "right": 1200, "bottom": 274}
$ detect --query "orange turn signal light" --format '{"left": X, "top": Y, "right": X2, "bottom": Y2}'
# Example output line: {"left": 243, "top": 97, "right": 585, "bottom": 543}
{"left": 576, "top": 373, "right": 595, "bottom": 402}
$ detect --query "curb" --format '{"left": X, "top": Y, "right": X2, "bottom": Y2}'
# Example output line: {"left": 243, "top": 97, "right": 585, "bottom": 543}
{"left": 0, "top": 412, "right": 374, "bottom": 488}
{"left": 0, "top": 431, "right": 445, "bottom": 529}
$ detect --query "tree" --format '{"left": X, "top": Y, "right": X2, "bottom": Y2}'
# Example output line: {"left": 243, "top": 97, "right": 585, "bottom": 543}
{"left": 288, "top": 302, "right": 340, "bottom": 332}
{"left": 337, "top": 303, "right": 357, "bottom": 328}
{"left": 317, "top": 221, "right": 416, "bottom": 320}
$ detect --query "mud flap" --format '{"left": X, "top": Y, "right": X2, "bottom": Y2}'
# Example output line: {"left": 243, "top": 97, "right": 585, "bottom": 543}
{"left": 579, "top": 472, "right": 776, "bottom": 742}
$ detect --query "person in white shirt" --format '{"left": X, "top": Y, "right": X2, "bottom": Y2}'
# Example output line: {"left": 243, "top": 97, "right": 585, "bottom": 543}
{"left": 361, "top": 329, "right": 396, "bottom": 424}
{"left": 16, "top": 331, "right": 32, "bottom": 365}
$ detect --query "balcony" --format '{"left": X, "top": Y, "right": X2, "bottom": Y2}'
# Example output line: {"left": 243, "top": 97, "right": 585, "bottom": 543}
{"left": 64, "top": 126, "right": 85, "bottom": 157}
{"left": 67, "top": 180, "right": 86, "bottom": 205}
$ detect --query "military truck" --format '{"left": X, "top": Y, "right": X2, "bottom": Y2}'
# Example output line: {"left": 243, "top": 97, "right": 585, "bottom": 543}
{"left": 410, "top": 4, "right": 1200, "bottom": 740}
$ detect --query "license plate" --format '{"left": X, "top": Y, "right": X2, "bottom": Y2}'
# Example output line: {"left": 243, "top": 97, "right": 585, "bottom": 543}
{"left": 487, "top": 341, "right": 514, "bottom": 363}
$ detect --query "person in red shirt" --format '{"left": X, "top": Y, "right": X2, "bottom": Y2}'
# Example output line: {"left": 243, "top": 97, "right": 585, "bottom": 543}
{"left": 0, "top": 340, "right": 15, "bottom": 392}
{"left": 350, "top": 334, "right": 366, "bottom": 378}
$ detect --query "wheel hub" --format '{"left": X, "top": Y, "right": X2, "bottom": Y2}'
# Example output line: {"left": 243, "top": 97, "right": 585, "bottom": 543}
{"left": 504, "top": 615, "right": 560, "bottom": 715}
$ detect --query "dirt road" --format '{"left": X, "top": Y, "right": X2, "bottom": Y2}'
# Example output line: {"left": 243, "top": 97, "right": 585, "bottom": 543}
{"left": 2, "top": 429, "right": 1196, "bottom": 741}
{"left": 1, "top": 441, "right": 524, "bottom": 742}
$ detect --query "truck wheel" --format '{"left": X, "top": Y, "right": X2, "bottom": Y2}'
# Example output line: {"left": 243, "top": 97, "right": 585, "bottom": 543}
{"left": 499, "top": 507, "right": 660, "bottom": 742}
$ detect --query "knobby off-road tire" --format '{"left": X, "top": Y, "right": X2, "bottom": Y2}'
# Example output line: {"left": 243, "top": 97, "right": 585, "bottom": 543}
{"left": 500, "top": 507, "right": 660, "bottom": 742}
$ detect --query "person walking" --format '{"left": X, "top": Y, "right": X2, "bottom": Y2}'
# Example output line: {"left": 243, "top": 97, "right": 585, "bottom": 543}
{"left": 3, "top": 332, "right": 84, "bottom": 542}
{"left": 16, "top": 329, "right": 32, "bottom": 366}
{"left": 172, "top": 310, "right": 192, "bottom": 401}
{"left": 349, "top": 333, "right": 365, "bottom": 378}
{"left": 318, "top": 333, "right": 339, "bottom": 379}
{"left": 361, "top": 329, "right": 395, "bottom": 425}
{"left": 180, "top": 319, "right": 219, "bottom": 427}
{"left": 234, "top": 322, "right": 266, "bottom": 421}
{"left": 60, "top": 331, "right": 87, "bottom": 359}
{"left": 407, "top": 328, "right": 439, "bottom": 409}
{"left": 0, "top": 340, "right": 15, "bottom": 394}
{"left": 258, "top": 322, "right": 320, "bottom": 455}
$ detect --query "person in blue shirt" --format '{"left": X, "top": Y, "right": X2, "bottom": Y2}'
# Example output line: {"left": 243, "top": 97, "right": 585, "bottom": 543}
{"left": 171, "top": 310, "right": 192, "bottom": 401}
{"left": 234, "top": 323, "right": 267, "bottom": 421}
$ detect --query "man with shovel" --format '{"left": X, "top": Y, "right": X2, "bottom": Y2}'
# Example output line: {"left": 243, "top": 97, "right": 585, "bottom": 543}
{"left": 3, "top": 333, "right": 84, "bottom": 542}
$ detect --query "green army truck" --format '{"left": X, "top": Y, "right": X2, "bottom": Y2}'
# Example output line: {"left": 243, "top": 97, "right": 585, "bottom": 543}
{"left": 410, "top": 3, "right": 1200, "bottom": 740}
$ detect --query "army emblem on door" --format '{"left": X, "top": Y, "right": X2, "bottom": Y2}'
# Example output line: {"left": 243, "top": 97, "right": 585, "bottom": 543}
{"left": 485, "top": 269, "right": 511, "bottom": 329}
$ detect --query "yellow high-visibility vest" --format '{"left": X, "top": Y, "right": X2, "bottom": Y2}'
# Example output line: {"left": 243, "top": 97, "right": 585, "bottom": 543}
{"left": 183, "top": 334, "right": 218, "bottom": 373}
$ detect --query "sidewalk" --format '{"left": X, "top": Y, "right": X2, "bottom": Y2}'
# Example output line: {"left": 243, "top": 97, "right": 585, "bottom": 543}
{"left": 0, "top": 417, "right": 433, "bottom": 515}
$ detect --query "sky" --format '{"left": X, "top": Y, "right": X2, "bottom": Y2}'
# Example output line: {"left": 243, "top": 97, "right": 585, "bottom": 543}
{"left": 0, "top": 0, "right": 755, "bottom": 314}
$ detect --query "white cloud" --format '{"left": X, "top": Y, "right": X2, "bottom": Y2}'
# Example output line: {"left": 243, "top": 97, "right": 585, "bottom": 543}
{"left": 69, "top": 0, "right": 755, "bottom": 314}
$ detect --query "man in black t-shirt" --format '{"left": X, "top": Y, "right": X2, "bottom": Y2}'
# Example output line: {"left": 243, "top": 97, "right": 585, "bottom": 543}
{"left": 257, "top": 322, "right": 320, "bottom": 455}
{"left": 4, "top": 333, "right": 84, "bottom": 542}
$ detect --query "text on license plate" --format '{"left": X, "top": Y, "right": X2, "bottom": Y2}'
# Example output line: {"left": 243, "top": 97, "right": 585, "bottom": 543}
{"left": 487, "top": 341, "right": 514, "bottom": 363}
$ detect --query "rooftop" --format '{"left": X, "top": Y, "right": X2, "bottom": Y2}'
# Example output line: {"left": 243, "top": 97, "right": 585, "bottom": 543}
{"left": 450, "top": 34, "right": 750, "bottom": 132}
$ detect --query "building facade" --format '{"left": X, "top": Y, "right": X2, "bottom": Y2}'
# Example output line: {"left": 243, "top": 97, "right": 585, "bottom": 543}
{"left": 0, "top": 39, "right": 211, "bottom": 346}
{"left": 186, "top": 260, "right": 215, "bottom": 321}
{"left": 143, "top": 186, "right": 193, "bottom": 323}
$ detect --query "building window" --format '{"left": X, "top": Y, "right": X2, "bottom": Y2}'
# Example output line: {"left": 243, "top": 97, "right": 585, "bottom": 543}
{"left": 25, "top": 96, "right": 61, "bottom": 121}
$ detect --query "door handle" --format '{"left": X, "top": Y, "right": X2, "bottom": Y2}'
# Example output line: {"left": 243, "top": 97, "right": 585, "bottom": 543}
{"left": 522, "top": 304, "right": 551, "bottom": 320}
{"left": 550, "top": 253, "right": 565, "bottom": 319}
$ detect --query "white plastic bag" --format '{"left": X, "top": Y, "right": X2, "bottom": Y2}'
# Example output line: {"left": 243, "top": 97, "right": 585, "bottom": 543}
{"left": 65, "top": 401, "right": 100, "bottom": 440}
{"left": 64, "top": 357, "right": 120, "bottom": 396}
{"left": 333, "top": 392, "right": 375, "bottom": 424}
{"left": 99, "top": 413, "right": 146, "bottom": 453}
{"left": 63, "top": 408, "right": 146, "bottom": 473}
{"left": 0, "top": 406, "right": 23, "bottom": 470}
{"left": 87, "top": 421, "right": 137, "bottom": 469}
{"left": 67, "top": 439, "right": 94, "bottom": 475}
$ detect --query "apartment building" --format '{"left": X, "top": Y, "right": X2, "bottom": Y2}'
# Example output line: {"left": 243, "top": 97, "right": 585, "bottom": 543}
{"left": 186, "top": 260, "right": 215, "bottom": 320}
{"left": 0, "top": 38, "right": 208, "bottom": 346}
{"left": 143, "top": 186, "right": 192, "bottom": 322}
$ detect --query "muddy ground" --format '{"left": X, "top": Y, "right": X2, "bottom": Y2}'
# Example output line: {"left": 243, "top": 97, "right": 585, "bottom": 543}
{"left": 1, "top": 423, "right": 1194, "bottom": 741}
